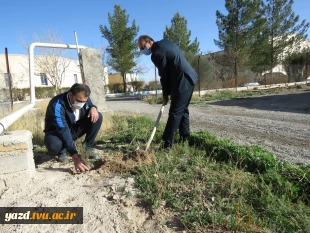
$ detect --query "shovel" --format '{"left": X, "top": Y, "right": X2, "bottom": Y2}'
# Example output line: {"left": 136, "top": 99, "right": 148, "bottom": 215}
{"left": 136, "top": 105, "right": 165, "bottom": 152}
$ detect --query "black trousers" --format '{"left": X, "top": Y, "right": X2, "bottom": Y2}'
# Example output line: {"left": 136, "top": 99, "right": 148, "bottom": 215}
{"left": 44, "top": 112, "right": 103, "bottom": 155}
{"left": 162, "top": 77, "right": 195, "bottom": 147}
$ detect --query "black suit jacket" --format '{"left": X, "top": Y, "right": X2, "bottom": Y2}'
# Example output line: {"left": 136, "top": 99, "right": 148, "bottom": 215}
{"left": 151, "top": 39, "right": 198, "bottom": 96}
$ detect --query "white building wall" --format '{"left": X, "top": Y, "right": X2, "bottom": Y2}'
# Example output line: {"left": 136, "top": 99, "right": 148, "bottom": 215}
{"left": 0, "top": 54, "right": 108, "bottom": 89}
{"left": 125, "top": 73, "right": 139, "bottom": 83}
{"left": 263, "top": 36, "right": 310, "bottom": 76}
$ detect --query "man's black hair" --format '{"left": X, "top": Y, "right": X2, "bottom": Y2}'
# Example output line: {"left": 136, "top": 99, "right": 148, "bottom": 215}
{"left": 138, "top": 35, "right": 154, "bottom": 43}
{"left": 69, "top": 83, "right": 91, "bottom": 97}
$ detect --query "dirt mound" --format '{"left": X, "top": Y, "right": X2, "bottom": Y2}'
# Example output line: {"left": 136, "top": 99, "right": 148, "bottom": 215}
{"left": 93, "top": 149, "right": 154, "bottom": 174}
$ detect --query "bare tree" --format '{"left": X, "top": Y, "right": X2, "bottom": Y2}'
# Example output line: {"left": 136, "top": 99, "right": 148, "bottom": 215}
{"left": 20, "top": 30, "right": 72, "bottom": 91}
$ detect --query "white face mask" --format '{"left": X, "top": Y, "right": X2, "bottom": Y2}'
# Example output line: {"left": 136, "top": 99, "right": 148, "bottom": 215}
{"left": 142, "top": 48, "right": 151, "bottom": 55}
{"left": 72, "top": 101, "right": 85, "bottom": 109}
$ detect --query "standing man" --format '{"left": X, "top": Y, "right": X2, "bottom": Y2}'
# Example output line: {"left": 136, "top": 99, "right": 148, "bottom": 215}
{"left": 138, "top": 35, "right": 198, "bottom": 148}
{"left": 44, "top": 83, "right": 103, "bottom": 172}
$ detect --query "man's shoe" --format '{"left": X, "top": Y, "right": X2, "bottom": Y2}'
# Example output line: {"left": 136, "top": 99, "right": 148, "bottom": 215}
{"left": 180, "top": 135, "right": 190, "bottom": 142}
{"left": 157, "top": 141, "right": 172, "bottom": 152}
{"left": 58, "top": 153, "right": 69, "bottom": 163}
{"left": 86, "top": 148, "right": 100, "bottom": 160}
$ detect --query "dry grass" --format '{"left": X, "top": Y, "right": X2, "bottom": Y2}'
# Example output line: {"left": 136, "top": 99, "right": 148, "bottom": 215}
{"left": 0, "top": 101, "right": 29, "bottom": 118}
{"left": 93, "top": 149, "right": 154, "bottom": 175}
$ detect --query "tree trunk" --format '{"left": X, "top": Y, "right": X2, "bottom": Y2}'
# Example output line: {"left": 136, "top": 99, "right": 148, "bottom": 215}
{"left": 122, "top": 72, "right": 127, "bottom": 93}
{"left": 234, "top": 58, "right": 238, "bottom": 88}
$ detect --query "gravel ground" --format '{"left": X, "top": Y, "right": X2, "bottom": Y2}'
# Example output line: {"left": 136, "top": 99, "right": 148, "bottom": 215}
{"left": 106, "top": 91, "right": 310, "bottom": 165}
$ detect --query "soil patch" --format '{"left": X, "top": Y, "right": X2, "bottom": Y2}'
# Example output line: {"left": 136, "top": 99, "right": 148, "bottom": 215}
{"left": 94, "top": 149, "right": 154, "bottom": 174}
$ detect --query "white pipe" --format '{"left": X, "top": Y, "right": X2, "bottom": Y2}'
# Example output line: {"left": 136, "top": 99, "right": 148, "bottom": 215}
{"left": 0, "top": 42, "right": 86, "bottom": 135}
{"left": 74, "top": 31, "right": 80, "bottom": 54}
{"left": 0, "top": 104, "right": 35, "bottom": 135}
{"left": 29, "top": 42, "right": 86, "bottom": 104}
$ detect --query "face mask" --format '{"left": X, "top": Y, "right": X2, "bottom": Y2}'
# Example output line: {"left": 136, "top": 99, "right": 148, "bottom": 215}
{"left": 142, "top": 48, "right": 151, "bottom": 55}
{"left": 72, "top": 100, "right": 85, "bottom": 109}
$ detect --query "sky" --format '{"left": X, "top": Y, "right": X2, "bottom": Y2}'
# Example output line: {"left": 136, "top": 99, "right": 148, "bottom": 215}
{"left": 1, "top": 0, "right": 310, "bottom": 82}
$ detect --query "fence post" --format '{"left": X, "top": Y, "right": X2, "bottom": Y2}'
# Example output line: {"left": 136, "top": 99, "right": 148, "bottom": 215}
{"left": 5, "top": 48, "right": 13, "bottom": 111}
{"left": 198, "top": 55, "right": 201, "bottom": 97}
{"left": 306, "top": 52, "right": 308, "bottom": 84}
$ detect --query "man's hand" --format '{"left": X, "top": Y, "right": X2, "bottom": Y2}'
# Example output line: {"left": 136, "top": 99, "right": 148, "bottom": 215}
{"left": 162, "top": 95, "right": 169, "bottom": 106}
{"left": 88, "top": 107, "right": 99, "bottom": 123}
{"left": 72, "top": 154, "right": 89, "bottom": 172}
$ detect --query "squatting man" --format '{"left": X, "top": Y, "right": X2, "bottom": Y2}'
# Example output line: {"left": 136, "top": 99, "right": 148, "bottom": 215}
{"left": 44, "top": 84, "right": 103, "bottom": 172}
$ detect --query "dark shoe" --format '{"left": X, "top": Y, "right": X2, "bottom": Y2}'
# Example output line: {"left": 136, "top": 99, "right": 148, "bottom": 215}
{"left": 180, "top": 135, "right": 190, "bottom": 142}
{"left": 58, "top": 153, "right": 69, "bottom": 163}
{"left": 86, "top": 148, "right": 100, "bottom": 160}
{"left": 157, "top": 141, "right": 172, "bottom": 152}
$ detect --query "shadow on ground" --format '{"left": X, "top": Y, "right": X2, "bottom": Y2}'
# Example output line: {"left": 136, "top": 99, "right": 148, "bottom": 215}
{"left": 209, "top": 91, "right": 310, "bottom": 114}
{"left": 106, "top": 96, "right": 143, "bottom": 102}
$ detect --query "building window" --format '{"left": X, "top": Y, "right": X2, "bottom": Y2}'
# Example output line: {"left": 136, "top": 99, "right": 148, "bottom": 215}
{"left": 74, "top": 74, "right": 78, "bottom": 83}
{"left": 40, "top": 73, "right": 48, "bottom": 85}
{"left": 4, "top": 73, "right": 9, "bottom": 87}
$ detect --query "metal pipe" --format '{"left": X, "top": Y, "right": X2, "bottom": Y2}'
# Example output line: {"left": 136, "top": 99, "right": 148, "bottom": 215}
{"left": 74, "top": 31, "right": 80, "bottom": 54}
{"left": 29, "top": 42, "right": 86, "bottom": 104}
{"left": 5, "top": 48, "right": 13, "bottom": 110}
{"left": 0, "top": 104, "right": 35, "bottom": 135}
{"left": 74, "top": 31, "right": 86, "bottom": 84}
{"left": 0, "top": 42, "right": 86, "bottom": 135}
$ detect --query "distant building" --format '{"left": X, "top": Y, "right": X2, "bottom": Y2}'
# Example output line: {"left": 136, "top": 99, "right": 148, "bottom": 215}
{"left": 205, "top": 36, "right": 310, "bottom": 80}
{"left": 0, "top": 54, "right": 108, "bottom": 89}
{"left": 108, "top": 73, "right": 139, "bottom": 92}
{"left": 262, "top": 35, "right": 310, "bottom": 76}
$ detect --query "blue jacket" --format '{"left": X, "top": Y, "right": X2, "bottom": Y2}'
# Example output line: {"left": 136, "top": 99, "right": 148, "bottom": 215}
{"left": 44, "top": 92, "right": 97, "bottom": 155}
{"left": 151, "top": 39, "right": 198, "bottom": 97}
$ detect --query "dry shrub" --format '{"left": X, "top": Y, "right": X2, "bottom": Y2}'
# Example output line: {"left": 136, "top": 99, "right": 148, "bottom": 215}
{"left": 94, "top": 149, "right": 154, "bottom": 174}
{"left": 237, "top": 76, "right": 252, "bottom": 86}
{"left": 202, "top": 79, "right": 223, "bottom": 90}
{"left": 265, "top": 75, "right": 289, "bottom": 84}
{"left": 222, "top": 78, "right": 236, "bottom": 88}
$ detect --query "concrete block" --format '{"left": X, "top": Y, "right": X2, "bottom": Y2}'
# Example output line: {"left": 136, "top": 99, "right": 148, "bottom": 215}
{"left": 0, "top": 130, "right": 35, "bottom": 176}
{"left": 0, "top": 152, "right": 31, "bottom": 174}
{"left": 80, "top": 48, "right": 107, "bottom": 112}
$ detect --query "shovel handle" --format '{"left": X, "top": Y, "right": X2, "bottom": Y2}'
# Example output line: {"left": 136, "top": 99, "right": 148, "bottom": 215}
{"left": 145, "top": 105, "right": 165, "bottom": 151}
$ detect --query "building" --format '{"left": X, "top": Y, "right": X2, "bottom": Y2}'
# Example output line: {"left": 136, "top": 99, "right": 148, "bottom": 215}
{"left": 205, "top": 36, "right": 310, "bottom": 84}
{"left": 108, "top": 73, "right": 139, "bottom": 92}
{"left": 262, "top": 35, "right": 310, "bottom": 76}
{"left": 0, "top": 54, "right": 108, "bottom": 89}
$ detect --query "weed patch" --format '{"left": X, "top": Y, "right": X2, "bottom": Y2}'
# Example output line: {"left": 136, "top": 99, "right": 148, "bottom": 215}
{"left": 101, "top": 115, "right": 310, "bottom": 232}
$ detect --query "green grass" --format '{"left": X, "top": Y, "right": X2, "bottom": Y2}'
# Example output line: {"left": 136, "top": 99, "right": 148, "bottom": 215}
{"left": 101, "top": 115, "right": 310, "bottom": 233}
{"left": 142, "top": 87, "right": 304, "bottom": 105}
{"left": 190, "top": 89, "right": 282, "bottom": 104}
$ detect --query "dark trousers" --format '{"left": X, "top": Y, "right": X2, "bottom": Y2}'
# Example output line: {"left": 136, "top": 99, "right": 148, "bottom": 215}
{"left": 163, "top": 79, "right": 195, "bottom": 147}
{"left": 44, "top": 112, "right": 103, "bottom": 155}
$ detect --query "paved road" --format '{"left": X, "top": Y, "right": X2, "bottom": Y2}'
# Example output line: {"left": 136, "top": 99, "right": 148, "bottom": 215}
{"left": 106, "top": 93, "right": 310, "bottom": 165}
